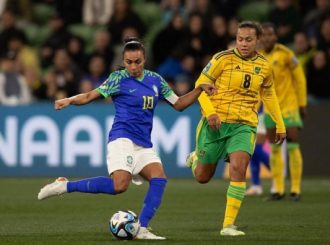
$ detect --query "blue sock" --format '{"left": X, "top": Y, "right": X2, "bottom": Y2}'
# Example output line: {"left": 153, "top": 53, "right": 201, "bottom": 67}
{"left": 250, "top": 155, "right": 261, "bottom": 185}
{"left": 67, "top": 176, "right": 116, "bottom": 194}
{"left": 250, "top": 144, "right": 270, "bottom": 186}
{"left": 139, "top": 178, "right": 167, "bottom": 228}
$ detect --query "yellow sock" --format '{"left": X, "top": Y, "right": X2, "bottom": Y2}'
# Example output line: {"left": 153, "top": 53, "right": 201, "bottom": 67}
{"left": 270, "top": 144, "right": 285, "bottom": 194}
{"left": 223, "top": 182, "right": 246, "bottom": 228}
{"left": 288, "top": 143, "right": 303, "bottom": 194}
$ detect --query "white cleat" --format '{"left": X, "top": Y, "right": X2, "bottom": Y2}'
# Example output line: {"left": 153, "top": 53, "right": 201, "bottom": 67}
{"left": 135, "top": 227, "right": 166, "bottom": 240}
{"left": 245, "top": 185, "right": 263, "bottom": 196}
{"left": 38, "top": 177, "right": 68, "bottom": 200}
{"left": 220, "top": 225, "right": 245, "bottom": 236}
{"left": 185, "top": 151, "right": 196, "bottom": 168}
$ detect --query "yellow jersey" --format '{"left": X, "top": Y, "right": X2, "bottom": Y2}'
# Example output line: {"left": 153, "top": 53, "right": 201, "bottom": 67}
{"left": 195, "top": 48, "right": 285, "bottom": 133}
{"left": 259, "top": 44, "right": 307, "bottom": 114}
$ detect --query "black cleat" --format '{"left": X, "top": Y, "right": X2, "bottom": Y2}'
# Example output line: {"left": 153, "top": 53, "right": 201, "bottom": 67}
{"left": 265, "top": 193, "right": 285, "bottom": 201}
{"left": 289, "top": 192, "right": 301, "bottom": 201}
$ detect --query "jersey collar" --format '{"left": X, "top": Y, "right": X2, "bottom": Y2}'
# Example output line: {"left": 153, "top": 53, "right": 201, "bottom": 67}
{"left": 126, "top": 69, "right": 145, "bottom": 82}
{"left": 234, "top": 48, "right": 258, "bottom": 61}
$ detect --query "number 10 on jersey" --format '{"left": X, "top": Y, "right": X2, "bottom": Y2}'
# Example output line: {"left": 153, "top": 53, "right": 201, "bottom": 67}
{"left": 142, "top": 96, "right": 154, "bottom": 109}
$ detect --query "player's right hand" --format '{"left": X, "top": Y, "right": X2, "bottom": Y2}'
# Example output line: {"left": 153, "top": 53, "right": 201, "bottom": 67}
{"left": 54, "top": 98, "right": 71, "bottom": 110}
{"left": 198, "top": 83, "right": 216, "bottom": 96}
{"left": 275, "top": 133, "right": 286, "bottom": 144}
{"left": 207, "top": 114, "right": 221, "bottom": 130}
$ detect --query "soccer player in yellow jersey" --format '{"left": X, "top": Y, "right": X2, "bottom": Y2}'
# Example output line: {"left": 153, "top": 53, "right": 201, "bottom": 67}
{"left": 186, "top": 21, "right": 286, "bottom": 236}
{"left": 259, "top": 23, "right": 307, "bottom": 201}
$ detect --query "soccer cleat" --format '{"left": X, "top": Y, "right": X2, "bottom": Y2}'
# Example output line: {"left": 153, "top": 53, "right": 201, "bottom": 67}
{"left": 220, "top": 225, "right": 245, "bottom": 236}
{"left": 245, "top": 185, "right": 263, "bottom": 196}
{"left": 265, "top": 192, "right": 285, "bottom": 201}
{"left": 38, "top": 177, "right": 68, "bottom": 200}
{"left": 185, "top": 151, "right": 196, "bottom": 168}
{"left": 289, "top": 192, "right": 301, "bottom": 201}
{"left": 135, "top": 227, "right": 166, "bottom": 240}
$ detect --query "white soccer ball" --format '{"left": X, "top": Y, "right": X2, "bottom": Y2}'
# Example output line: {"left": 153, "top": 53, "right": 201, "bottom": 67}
{"left": 109, "top": 210, "right": 141, "bottom": 240}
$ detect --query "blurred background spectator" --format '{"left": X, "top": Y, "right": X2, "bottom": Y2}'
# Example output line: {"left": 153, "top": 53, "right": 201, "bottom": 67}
{"left": 0, "top": 0, "right": 328, "bottom": 102}
{"left": 0, "top": 51, "right": 32, "bottom": 105}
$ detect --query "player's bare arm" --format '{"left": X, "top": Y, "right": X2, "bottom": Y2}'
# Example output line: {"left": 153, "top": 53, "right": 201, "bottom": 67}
{"left": 54, "top": 90, "right": 101, "bottom": 110}
{"left": 172, "top": 83, "right": 215, "bottom": 111}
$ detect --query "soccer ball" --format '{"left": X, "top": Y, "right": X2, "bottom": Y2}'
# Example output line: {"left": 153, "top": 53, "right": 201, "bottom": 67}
{"left": 109, "top": 210, "right": 141, "bottom": 240}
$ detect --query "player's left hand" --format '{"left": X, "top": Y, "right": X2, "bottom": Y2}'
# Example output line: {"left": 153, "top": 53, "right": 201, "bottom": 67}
{"left": 275, "top": 133, "right": 286, "bottom": 144}
{"left": 198, "top": 84, "right": 216, "bottom": 96}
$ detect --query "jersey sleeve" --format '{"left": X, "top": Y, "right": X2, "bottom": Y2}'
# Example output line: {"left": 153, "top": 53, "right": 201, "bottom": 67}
{"left": 95, "top": 71, "right": 121, "bottom": 98}
{"left": 159, "top": 76, "right": 178, "bottom": 104}
{"left": 261, "top": 83, "right": 286, "bottom": 134}
{"left": 288, "top": 52, "right": 307, "bottom": 107}
{"left": 261, "top": 64, "right": 274, "bottom": 89}
{"left": 198, "top": 54, "right": 223, "bottom": 84}
{"left": 194, "top": 54, "right": 223, "bottom": 117}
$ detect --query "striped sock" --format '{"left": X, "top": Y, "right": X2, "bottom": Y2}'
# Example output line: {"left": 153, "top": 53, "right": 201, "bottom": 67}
{"left": 223, "top": 181, "right": 246, "bottom": 228}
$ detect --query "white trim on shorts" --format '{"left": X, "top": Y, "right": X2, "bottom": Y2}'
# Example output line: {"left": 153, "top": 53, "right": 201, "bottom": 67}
{"left": 106, "top": 138, "right": 162, "bottom": 185}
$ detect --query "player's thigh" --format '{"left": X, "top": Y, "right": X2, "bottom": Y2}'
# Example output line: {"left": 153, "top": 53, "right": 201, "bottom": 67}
{"left": 286, "top": 127, "right": 299, "bottom": 142}
{"left": 135, "top": 147, "right": 165, "bottom": 181}
{"left": 107, "top": 138, "right": 136, "bottom": 176}
{"left": 139, "top": 163, "right": 166, "bottom": 181}
{"left": 195, "top": 117, "right": 225, "bottom": 164}
{"left": 111, "top": 170, "right": 132, "bottom": 192}
{"left": 227, "top": 124, "right": 257, "bottom": 157}
{"left": 283, "top": 109, "right": 302, "bottom": 142}
{"left": 265, "top": 113, "right": 277, "bottom": 143}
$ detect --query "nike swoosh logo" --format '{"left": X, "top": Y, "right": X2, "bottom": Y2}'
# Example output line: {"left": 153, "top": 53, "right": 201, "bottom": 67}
{"left": 129, "top": 89, "right": 137, "bottom": 93}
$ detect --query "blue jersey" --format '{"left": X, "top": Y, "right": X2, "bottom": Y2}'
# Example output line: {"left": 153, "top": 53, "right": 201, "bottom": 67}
{"left": 96, "top": 69, "right": 176, "bottom": 147}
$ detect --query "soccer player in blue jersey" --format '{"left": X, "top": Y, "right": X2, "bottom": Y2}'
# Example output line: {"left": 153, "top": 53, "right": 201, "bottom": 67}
{"left": 37, "top": 37, "right": 215, "bottom": 240}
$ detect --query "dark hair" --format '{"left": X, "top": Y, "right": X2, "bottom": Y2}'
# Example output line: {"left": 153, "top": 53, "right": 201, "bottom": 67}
{"left": 261, "top": 22, "right": 277, "bottom": 35}
{"left": 122, "top": 37, "right": 145, "bottom": 56}
{"left": 238, "top": 21, "right": 263, "bottom": 38}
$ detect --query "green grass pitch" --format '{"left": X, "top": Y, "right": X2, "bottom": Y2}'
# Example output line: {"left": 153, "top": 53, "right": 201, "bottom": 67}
{"left": 1, "top": 178, "right": 330, "bottom": 244}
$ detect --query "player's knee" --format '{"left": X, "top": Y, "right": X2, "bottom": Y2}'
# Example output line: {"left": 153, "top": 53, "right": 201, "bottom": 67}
{"left": 195, "top": 172, "right": 212, "bottom": 184}
{"left": 114, "top": 180, "right": 130, "bottom": 193}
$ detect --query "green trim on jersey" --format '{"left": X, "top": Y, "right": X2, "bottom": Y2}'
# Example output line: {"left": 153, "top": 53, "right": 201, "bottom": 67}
{"left": 195, "top": 119, "right": 256, "bottom": 164}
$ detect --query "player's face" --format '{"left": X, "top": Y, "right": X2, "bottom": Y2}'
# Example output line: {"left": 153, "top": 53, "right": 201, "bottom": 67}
{"left": 123, "top": 50, "right": 145, "bottom": 78}
{"left": 261, "top": 27, "right": 277, "bottom": 52}
{"left": 236, "top": 27, "right": 258, "bottom": 58}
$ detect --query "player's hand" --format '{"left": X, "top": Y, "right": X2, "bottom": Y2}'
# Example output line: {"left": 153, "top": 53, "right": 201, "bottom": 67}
{"left": 207, "top": 114, "right": 221, "bottom": 130}
{"left": 274, "top": 133, "right": 286, "bottom": 144}
{"left": 55, "top": 98, "right": 71, "bottom": 110}
{"left": 198, "top": 83, "right": 216, "bottom": 96}
{"left": 299, "top": 106, "right": 307, "bottom": 120}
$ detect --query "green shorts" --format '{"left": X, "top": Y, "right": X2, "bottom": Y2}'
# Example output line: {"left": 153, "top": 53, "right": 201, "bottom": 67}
{"left": 265, "top": 109, "right": 303, "bottom": 128}
{"left": 195, "top": 119, "right": 257, "bottom": 164}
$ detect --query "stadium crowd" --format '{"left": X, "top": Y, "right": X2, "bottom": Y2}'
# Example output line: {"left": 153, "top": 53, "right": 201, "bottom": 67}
{"left": 0, "top": 0, "right": 329, "bottom": 105}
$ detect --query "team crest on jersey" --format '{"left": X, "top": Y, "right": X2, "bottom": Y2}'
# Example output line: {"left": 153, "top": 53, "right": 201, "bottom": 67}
{"left": 198, "top": 149, "right": 206, "bottom": 158}
{"left": 203, "top": 62, "right": 212, "bottom": 73}
{"left": 255, "top": 67, "right": 261, "bottom": 74}
{"left": 153, "top": 85, "right": 159, "bottom": 96}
